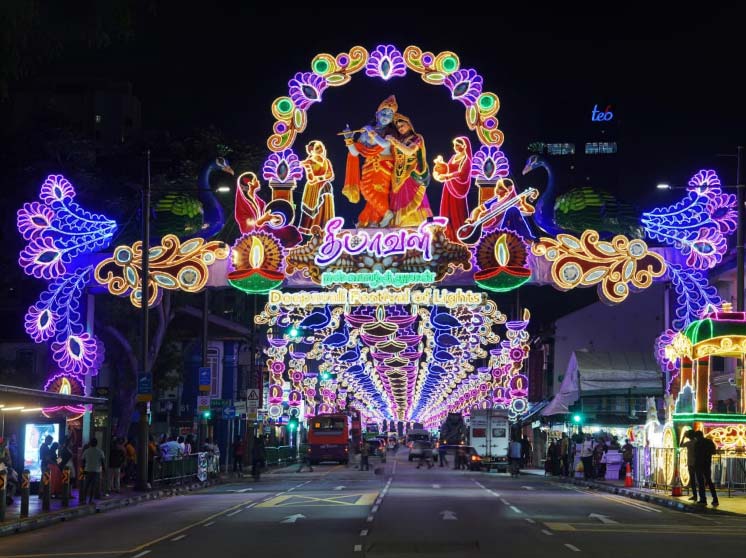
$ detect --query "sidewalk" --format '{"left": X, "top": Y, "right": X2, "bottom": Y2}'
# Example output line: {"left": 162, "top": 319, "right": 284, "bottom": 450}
{"left": 0, "top": 479, "right": 220, "bottom": 537}
{"left": 521, "top": 468, "right": 746, "bottom": 516}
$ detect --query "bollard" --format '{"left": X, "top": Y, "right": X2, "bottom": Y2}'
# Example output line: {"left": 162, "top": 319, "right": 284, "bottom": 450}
{"left": 61, "top": 466, "right": 71, "bottom": 507}
{"left": 20, "top": 469, "right": 30, "bottom": 517}
{"left": 0, "top": 470, "right": 6, "bottom": 522}
{"left": 78, "top": 469, "right": 86, "bottom": 503}
{"left": 41, "top": 470, "right": 51, "bottom": 512}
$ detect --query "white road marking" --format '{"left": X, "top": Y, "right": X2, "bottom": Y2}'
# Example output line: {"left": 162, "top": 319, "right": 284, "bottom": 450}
{"left": 245, "top": 503, "right": 258, "bottom": 511}
{"left": 226, "top": 509, "right": 243, "bottom": 517}
{"left": 226, "top": 487, "right": 253, "bottom": 493}
{"left": 489, "top": 490, "right": 501, "bottom": 498}
{"left": 203, "top": 521, "right": 215, "bottom": 527}
{"left": 565, "top": 543, "right": 581, "bottom": 552}
{"left": 133, "top": 552, "right": 151, "bottom": 558}
{"left": 541, "top": 529, "right": 554, "bottom": 536}
{"left": 522, "top": 486, "right": 535, "bottom": 490}
{"left": 474, "top": 481, "right": 486, "bottom": 489}
{"left": 360, "top": 529, "right": 369, "bottom": 536}
{"left": 372, "top": 505, "right": 379, "bottom": 513}
{"left": 525, "top": 518, "right": 536, "bottom": 524}
{"left": 170, "top": 534, "right": 187, "bottom": 541}
{"left": 281, "top": 514, "right": 305, "bottom": 524}
{"left": 440, "top": 510, "right": 458, "bottom": 521}
{"left": 334, "top": 485, "right": 345, "bottom": 490}
{"left": 432, "top": 484, "right": 441, "bottom": 488}
{"left": 500, "top": 498, "right": 511, "bottom": 505}
{"left": 588, "top": 513, "right": 618, "bottom": 524}
{"left": 510, "top": 506, "right": 523, "bottom": 514}
{"left": 367, "top": 515, "right": 374, "bottom": 522}
{"left": 354, "top": 544, "right": 363, "bottom": 552}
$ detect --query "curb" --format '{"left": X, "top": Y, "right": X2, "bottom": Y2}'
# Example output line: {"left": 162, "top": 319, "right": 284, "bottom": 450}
{"left": 555, "top": 476, "right": 740, "bottom": 516}
{"left": 0, "top": 478, "right": 221, "bottom": 537}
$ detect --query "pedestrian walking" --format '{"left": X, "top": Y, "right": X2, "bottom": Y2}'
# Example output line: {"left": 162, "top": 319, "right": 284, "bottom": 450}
{"left": 693, "top": 430, "right": 719, "bottom": 507}
{"left": 415, "top": 440, "right": 433, "bottom": 469}
{"left": 438, "top": 443, "right": 448, "bottom": 467}
{"left": 360, "top": 440, "right": 370, "bottom": 471}
{"left": 81, "top": 437, "right": 106, "bottom": 504}
{"left": 521, "top": 435, "right": 532, "bottom": 468}
{"left": 297, "top": 452, "right": 314, "bottom": 472}
{"left": 107, "top": 437, "right": 126, "bottom": 494}
{"left": 681, "top": 431, "right": 698, "bottom": 501}
{"left": 251, "top": 436, "right": 265, "bottom": 481}
{"left": 232, "top": 436, "right": 245, "bottom": 476}
{"left": 456, "top": 445, "right": 467, "bottom": 470}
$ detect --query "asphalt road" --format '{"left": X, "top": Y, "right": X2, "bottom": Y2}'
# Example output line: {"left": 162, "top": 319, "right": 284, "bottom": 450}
{"left": 1, "top": 448, "right": 745, "bottom": 558}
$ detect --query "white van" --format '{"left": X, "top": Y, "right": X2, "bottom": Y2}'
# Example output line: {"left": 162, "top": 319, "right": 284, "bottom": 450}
{"left": 469, "top": 409, "right": 510, "bottom": 471}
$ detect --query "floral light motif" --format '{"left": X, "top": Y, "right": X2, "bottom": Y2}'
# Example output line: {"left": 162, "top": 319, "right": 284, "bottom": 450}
{"left": 642, "top": 169, "right": 736, "bottom": 270}
{"left": 365, "top": 45, "right": 406, "bottom": 81}
{"left": 532, "top": 230, "right": 667, "bottom": 305}
{"left": 43, "top": 372, "right": 87, "bottom": 420}
{"left": 94, "top": 235, "right": 229, "bottom": 308}
{"left": 444, "top": 68, "right": 483, "bottom": 107}
{"left": 288, "top": 72, "right": 328, "bottom": 111}
{"left": 471, "top": 146, "right": 510, "bottom": 181}
{"left": 262, "top": 149, "right": 304, "bottom": 183}
{"left": 311, "top": 46, "right": 369, "bottom": 86}
{"left": 17, "top": 175, "right": 117, "bottom": 279}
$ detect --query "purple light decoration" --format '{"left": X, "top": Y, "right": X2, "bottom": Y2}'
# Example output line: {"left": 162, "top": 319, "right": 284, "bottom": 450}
{"left": 655, "top": 328, "right": 678, "bottom": 390}
{"left": 18, "top": 175, "right": 117, "bottom": 279}
{"left": 315, "top": 216, "right": 448, "bottom": 266}
{"left": 262, "top": 149, "right": 303, "bottom": 182}
{"left": 365, "top": 45, "right": 406, "bottom": 81}
{"left": 688, "top": 169, "right": 721, "bottom": 192}
{"left": 471, "top": 146, "right": 510, "bottom": 181}
{"left": 24, "top": 266, "right": 103, "bottom": 376}
{"left": 642, "top": 170, "right": 736, "bottom": 270}
{"left": 288, "top": 72, "right": 328, "bottom": 111}
{"left": 667, "top": 264, "right": 722, "bottom": 331}
{"left": 444, "top": 68, "right": 483, "bottom": 107}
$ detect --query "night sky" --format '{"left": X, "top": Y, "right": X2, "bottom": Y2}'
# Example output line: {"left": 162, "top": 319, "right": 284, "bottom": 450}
{"left": 4, "top": 3, "right": 746, "bottom": 328}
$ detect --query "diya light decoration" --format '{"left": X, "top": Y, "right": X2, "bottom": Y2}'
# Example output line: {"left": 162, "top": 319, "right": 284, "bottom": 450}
{"left": 227, "top": 232, "right": 286, "bottom": 294}
{"left": 532, "top": 230, "right": 666, "bottom": 305}
{"left": 43, "top": 372, "right": 87, "bottom": 420}
{"left": 473, "top": 230, "right": 531, "bottom": 292}
{"left": 94, "top": 234, "right": 229, "bottom": 308}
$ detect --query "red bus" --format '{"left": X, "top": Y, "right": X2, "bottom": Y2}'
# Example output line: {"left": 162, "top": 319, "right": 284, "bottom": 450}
{"left": 307, "top": 413, "right": 350, "bottom": 464}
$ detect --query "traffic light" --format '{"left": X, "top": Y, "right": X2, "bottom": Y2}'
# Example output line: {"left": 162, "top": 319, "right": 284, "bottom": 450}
{"left": 320, "top": 371, "right": 331, "bottom": 381}
{"left": 202, "top": 410, "right": 212, "bottom": 420}
{"left": 288, "top": 416, "right": 299, "bottom": 431}
{"left": 572, "top": 413, "right": 583, "bottom": 424}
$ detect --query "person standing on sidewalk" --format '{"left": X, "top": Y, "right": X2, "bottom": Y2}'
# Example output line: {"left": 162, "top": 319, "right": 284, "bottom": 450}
{"left": 681, "top": 430, "right": 698, "bottom": 501}
{"left": 232, "top": 436, "right": 245, "bottom": 477}
{"left": 693, "top": 430, "right": 719, "bottom": 507}
{"left": 107, "top": 437, "right": 126, "bottom": 494}
{"left": 360, "top": 440, "right": 370, "bottom": 471}
{"left": 81, "top": 438, "right": 106, "bottom": 504}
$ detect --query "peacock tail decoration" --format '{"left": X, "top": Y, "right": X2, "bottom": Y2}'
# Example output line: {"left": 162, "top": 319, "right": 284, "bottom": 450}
{"left": 18, "top": 174, "right": 117, "bottom": 376}
{"left": 641, "top": 172, "right": 736, "bottom": 270}
{"left": 666, "top": 264, "right": 722, "bottom": 332}
{"left": 553, "top": 187, "right": 643, "bottom": 239}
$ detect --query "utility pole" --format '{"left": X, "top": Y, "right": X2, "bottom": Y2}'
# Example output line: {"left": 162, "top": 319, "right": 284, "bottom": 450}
{"left": 136, "top": 150, "right": 151, "bottom": 491}
{"left": 737, "top": 146, "right": 744, "bottom": 311}
{"left": 199, "top": 289, "right": 209, "bottom": 451}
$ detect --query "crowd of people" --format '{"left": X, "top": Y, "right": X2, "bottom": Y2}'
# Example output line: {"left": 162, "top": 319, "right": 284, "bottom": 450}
{"left": 545, "top": 432, "right": 632, "bottom": 480}
{"left": 681, "top": 429, "right": 719, "bottom": 507}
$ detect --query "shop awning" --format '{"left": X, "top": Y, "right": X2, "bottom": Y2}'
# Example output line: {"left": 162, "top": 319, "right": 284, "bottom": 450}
{"left": 0, "top": 384, "right": 107, "bottom": 412}
{"left": 541, "top": 351, "right": 663, "bottom": 417}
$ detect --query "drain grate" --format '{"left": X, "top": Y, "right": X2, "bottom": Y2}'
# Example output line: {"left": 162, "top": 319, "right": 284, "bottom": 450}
{"left": 365, "top": 540, "right": 480, "bottom": 554}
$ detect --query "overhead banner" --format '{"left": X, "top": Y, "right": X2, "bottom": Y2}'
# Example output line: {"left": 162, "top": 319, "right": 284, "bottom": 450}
{"left": 268, "top": 287, "right": 485, "bottom": 309}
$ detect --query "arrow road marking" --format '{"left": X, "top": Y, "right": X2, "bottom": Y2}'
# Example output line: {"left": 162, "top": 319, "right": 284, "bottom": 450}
{"left": 440, "top": 510, "right": 458, "bottom": 521}
{"left": 588, "top": 513, "right": 619, "bottom": 524}
{"left": 281, "top": 514, "right": 306, "bottom": 523}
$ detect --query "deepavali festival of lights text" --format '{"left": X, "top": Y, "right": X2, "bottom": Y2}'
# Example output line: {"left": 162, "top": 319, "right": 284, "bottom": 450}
{"left": 268, "top": 288, "right": 485, "bottom": 308}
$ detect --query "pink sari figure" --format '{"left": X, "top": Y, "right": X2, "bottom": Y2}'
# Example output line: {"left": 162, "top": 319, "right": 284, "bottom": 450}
{"left": 434, "top": 137, "right": 473, "bottom": 242}
{"left": 234, "top": 172, "right": 301, "bottom": 247}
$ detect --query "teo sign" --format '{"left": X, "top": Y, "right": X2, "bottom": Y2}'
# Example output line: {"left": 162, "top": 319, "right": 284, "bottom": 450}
{"left": 591, "top": 104, "right": 614, "bottom": 122}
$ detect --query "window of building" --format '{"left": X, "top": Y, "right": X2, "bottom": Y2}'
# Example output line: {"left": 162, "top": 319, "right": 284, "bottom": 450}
{"left": 546, "top": 143, "right": 575, "bottom": 155}
{"left": 585, "top": 142, "right": 617, "bottom": 154}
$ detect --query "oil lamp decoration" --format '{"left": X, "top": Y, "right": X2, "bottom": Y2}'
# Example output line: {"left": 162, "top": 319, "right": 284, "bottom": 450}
{"left": 227, "top": 231, "right": 286, "bottom": 294}
{"left": 43, "top": 371, "right": 87, "bottom": 420}
{"left": 473, "top": 229, "right": 531, "bottom": 292}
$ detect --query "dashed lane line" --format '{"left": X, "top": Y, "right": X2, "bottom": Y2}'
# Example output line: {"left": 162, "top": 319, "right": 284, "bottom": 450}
{"left": 170, "top": 535, "right": 187, "bottom": 541}
{"left": 132, "top": 552, "right": 151, "bottom": 558}
{"left": 565, "top": 544, "right": 581, "bottom": 552}
{"left": 510, "top": 506, "right": 523, "bottom": 514}
{"left": 525, "top": 518, "right": 536, "bottom": 524}
{"left": 202, "top": 521, "right": 215, "bottom": 527}
{"left": 542, "top": 529, "right": 554, "bottom": 536}
{"left": 360, "top": 529, "right": 369, "bottom": 536}
{"left": 500, "top": 498, "right": 511, "bottom": 506}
